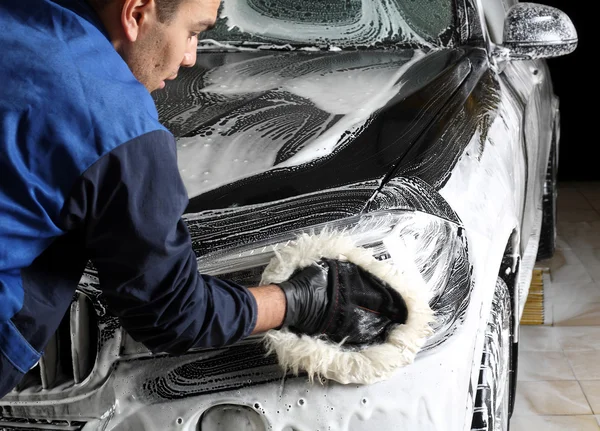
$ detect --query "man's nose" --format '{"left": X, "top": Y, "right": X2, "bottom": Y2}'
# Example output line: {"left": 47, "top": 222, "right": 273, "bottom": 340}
{"left": 181, "top": 39, "right": 197, "bottom": 67}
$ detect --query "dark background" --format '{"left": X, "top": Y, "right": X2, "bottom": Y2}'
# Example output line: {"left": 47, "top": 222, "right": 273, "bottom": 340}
{"left": 536, "top": 1, "right": 592, "bottom": 180}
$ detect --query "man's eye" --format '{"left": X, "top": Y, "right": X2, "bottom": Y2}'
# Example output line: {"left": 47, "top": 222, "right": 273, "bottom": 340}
{"left": 188, "top": 33, "right": 198, "bottom": 40}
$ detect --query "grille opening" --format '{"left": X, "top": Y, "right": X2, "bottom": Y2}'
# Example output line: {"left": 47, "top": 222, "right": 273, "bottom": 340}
{"left": 0, "top": 417, "right": 86, "bottom": 430}
{"left": 58, "top": 312, "right": 75, "bottom": 382}
{"left": 14, "top": 365, "right": 42, "bottom": 393}
{"left": 69, "top": 292, "right": 99, "bottom": 384}
{"left": 39, "top": 313, "right": 73, "bottom": 389}
{"left": 13, "top": 292, "right": 99, "bottom": 392}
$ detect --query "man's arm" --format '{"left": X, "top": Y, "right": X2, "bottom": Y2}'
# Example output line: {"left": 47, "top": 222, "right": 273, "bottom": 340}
{"left": 249, "top": 285, "right": 286, "bottom": 334}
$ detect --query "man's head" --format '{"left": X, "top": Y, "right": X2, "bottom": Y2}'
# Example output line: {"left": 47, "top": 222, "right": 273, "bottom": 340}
{"left": 91, "top": 0, "right": 220, "bottom": 92}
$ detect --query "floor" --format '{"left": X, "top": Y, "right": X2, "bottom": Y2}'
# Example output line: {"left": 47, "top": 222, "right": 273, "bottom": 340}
{"left": 510, "top": 182, "right": 600, "bottom": 430}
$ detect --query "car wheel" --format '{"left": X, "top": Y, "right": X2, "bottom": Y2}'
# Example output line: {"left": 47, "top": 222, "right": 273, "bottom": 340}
{"left": 536, "top": 136, "right": 558, "bottom": 261}
{"left": 471, "top": 278, "right": 513, "bottom": 431}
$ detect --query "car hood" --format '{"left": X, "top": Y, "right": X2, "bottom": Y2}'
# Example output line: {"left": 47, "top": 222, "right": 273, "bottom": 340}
{"left": 153, "top": 48, "right": 473, "bottom": 213}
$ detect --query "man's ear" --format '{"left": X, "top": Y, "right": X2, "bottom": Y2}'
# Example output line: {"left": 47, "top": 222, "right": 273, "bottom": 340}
{"left": 121, "top": 0, "right": 157, "bottom": 42}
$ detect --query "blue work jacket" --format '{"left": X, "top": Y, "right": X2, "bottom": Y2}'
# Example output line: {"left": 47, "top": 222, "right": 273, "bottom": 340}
{"left": 0, "top": 0, "right": 257, "bottom": 397}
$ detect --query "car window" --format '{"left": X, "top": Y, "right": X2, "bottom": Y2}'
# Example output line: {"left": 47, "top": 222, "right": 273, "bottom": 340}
{"left": 199, "top": 0, "right": 457, "bottom": 49}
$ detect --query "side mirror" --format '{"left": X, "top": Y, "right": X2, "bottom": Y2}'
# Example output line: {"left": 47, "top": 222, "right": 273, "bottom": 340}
{"left": 494, "top": 2, "right": 578, "bottom": 61}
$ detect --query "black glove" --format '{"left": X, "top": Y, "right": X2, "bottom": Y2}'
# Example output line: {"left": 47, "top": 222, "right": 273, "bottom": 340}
{"left": 277, "top": 263, "right": 330, "bottom": 336}
{"left": 278, "top": 259, "right": 408, "bottom": 346}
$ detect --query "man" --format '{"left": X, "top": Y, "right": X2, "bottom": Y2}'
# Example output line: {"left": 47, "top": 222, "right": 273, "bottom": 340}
{"left": 0, "top": 0, "right": 407, "bottom": 397}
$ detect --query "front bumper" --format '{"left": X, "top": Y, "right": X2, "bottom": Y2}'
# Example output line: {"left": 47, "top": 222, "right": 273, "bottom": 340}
{"left": 81, "top": 298, "right": 485, "bottom": 431}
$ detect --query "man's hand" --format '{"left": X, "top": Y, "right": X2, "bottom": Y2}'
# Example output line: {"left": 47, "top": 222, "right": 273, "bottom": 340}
{"left": 278, "top": 259, "right": 409, "bottom": 345}
{"left": 277, "top": 264, "right": 330, "bottom": 335}
{"left": 247, "top": 265, "right": 328, "bottom": 336}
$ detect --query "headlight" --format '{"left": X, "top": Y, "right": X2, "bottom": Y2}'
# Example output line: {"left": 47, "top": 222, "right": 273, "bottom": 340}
{"left": 193, "top": 210, "right": 472, "bottom": 351}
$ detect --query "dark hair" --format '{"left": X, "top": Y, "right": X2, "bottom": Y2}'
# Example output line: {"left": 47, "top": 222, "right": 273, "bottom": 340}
{"left": 153, "top": 0, "right": 186, "bottom": 22}
{"left": 88, "top": 0, "right": 186, "bottom": 23}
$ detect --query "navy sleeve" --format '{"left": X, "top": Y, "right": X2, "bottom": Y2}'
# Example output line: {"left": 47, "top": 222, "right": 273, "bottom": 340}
{"left": 62, "top": 130, "right": 257, "bottom": 354}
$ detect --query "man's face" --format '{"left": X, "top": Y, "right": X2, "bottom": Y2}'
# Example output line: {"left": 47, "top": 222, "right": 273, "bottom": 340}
{"left": 124, "top": 0, "right": 220, "bottom": 92}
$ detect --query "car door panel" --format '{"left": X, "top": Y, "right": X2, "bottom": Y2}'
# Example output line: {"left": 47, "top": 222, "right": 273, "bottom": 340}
{"left": 500, "top": 60, "right": 554, "bottom": 256}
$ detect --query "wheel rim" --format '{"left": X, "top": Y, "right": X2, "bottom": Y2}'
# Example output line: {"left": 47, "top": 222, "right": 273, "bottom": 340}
{"left": 492, "top": 282, "right": 512, "bottom": 431}
{"left": 471, "top": 279, "right": 513, "bottom": 431}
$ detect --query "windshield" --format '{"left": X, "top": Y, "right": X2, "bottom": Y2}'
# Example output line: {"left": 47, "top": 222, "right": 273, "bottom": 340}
{"left": 199, "top": 0, "right": 457, "bottom": 49}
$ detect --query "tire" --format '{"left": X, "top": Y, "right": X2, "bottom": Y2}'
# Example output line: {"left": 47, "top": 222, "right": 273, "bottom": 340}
{"left": 471, "top": 278, "right": 514, "bottom": 431}
{"left": 536, "top": 134, "right": 558, "bottom": 261}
